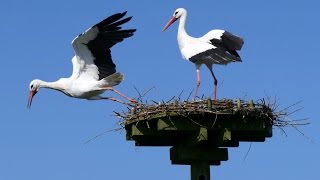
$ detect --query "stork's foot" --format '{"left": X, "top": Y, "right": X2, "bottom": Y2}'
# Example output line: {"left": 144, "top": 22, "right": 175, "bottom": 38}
{"left": 128, "top": 98, "right": 138, "bottom": 104}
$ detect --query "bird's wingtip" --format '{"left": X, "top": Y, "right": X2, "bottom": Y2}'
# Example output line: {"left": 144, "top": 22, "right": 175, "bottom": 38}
{"left": 122, "top": 11, "right": 128, "bottom": 15}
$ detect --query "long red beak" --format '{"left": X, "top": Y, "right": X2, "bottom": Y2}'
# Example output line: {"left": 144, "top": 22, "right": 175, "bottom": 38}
{"left": 162, "top": 17, "right": 178, "bottom": 32}
{"left": 27, "top": 90, "right": 37, "bottom": 109}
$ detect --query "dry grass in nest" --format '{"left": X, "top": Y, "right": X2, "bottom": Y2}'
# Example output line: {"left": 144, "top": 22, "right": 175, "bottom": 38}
{"left": 86, "top": 95, "right": 309, "bottom": 144}
{"left": 115, "top": 96, "right": 309, "bottom": 132}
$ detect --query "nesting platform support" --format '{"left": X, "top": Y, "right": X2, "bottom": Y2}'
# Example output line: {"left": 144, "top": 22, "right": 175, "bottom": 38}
{"left": 123, "top": 99, "right": 274, "bottom": 180}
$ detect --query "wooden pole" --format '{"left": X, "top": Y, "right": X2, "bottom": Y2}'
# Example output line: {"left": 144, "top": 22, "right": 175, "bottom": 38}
{"left": 191, "top": 162, "right": 210, "bottom": 180}
{"left": 124, "top": 99, "right": 274, "bottom": 180}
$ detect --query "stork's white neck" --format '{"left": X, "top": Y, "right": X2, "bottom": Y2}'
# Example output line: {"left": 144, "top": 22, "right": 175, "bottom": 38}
{"left": 178, "top": 11, "right": 187, "bottom": 35}
{"left": 38, "top": 79, "right": 66, "bottom": 92}
{"left": 177, "top": 11, "right": 191, "bottom": 50}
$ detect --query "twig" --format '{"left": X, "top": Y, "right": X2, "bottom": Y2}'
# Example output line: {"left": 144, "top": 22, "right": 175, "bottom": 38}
{"left": 187, "top": 90, "right": 193, "bottom": 101}
{"left": 243, "top": 142, "right": 252, "bottom": 161}
{"left": 114, "top": 96, "right": 309, "bottom": 139}
{"left": 85, "top": 127, "right": 122, "bottom": 144}
{"left": 133, "top": 86, "right": 142, "bottom": 103}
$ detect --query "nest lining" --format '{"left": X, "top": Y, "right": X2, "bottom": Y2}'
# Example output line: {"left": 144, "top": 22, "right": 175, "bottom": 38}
{"left": 117, "top": 99, "right": 277, "bottom": 126}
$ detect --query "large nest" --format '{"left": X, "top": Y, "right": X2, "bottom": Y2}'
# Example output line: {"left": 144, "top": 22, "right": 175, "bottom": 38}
{"left": 115, "top": 98, "right": 308, "bottom": 130}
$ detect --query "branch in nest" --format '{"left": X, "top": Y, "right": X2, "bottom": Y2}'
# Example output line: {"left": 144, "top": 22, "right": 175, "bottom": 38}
{"left": 114, "top": 91, "right": 309, "bottom": 138}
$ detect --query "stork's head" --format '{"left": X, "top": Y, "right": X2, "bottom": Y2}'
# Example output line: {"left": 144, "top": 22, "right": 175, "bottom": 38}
{"left": 28, "top": 79, "right": 42, "bottom": 109}
{"left": 162, "top": 8, "right": 186, "bottom": 32}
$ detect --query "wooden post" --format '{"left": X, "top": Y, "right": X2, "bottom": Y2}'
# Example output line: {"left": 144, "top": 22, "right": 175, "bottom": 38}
{"left": 123, "top": 99, "right": 274, "bottom": 180}
{"left": 191, "top": 162, "right": 210, "bottom": 180}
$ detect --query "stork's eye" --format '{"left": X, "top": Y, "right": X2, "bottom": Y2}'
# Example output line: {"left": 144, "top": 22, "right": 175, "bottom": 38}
{"left": 175, "top": 11, "right": 178, "bottom": 15}
{"left": 30, "top": 85, "right": 34, "bottom": 89}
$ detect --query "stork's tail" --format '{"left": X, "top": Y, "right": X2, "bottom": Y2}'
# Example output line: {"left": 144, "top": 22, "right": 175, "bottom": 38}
{"left": 102, "top": 72, "right": 124, "bottom": 86}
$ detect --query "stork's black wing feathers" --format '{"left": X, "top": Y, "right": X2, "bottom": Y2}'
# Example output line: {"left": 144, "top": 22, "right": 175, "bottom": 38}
{"left": 210, "top": 31, "right": 244, "bottom": 59}
{"left": 190, "top": 48, "right": 241, "bottom": 65}
{"left": 87, "top": 12, "right": 136, "bottom": 80}
{"left": 100, "top": 17, "right": 133, "bottom": 31}
{"left": 95, "top": 11, "right": 128, "bottom": 29}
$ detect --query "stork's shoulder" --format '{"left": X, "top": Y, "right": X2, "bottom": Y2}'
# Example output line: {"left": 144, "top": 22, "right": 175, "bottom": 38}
{"left": 71, "top": 26, "right": 99, "bottom": 46}
{"left": 201, "top": 29, "right": 225, "bottom": 42}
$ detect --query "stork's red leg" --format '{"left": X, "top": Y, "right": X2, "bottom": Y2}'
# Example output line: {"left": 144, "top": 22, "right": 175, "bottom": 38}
{"left": 100, "top": 87, "right": 137, "bottom": 103}
{"left": 193, "top": 68, "right": 201, "bottom": 99}
{"left": 110, "top": 88, "right": 137, "bottom": 103}
{"left": 101, "top": 97, "right": 125, "bottom": 104}
{"left": 100, "top": 97, "right": 135, "bottom": 106}
{"left": 208, "top": 68, "right": 218, "bottom": 100}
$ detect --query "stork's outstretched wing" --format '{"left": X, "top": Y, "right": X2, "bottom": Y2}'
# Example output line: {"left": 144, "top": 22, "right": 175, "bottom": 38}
{"left": 71, "top": 12, "right": 136, "bottom": 80}
{"left": 202, "top": 30, "right": 244, "bottom": 59}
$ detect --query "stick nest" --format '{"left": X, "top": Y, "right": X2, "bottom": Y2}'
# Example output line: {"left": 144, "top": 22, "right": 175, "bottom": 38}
{"left": 115, "top": 98, "right": 308, "bottom": 129}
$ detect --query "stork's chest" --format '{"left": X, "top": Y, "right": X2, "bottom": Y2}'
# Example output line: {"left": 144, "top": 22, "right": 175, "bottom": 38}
{"left": 180, "top": 41, "right": 214, "bottom": 61}
{"left": 64, "top": 80, "right": 102, "bottom": 99}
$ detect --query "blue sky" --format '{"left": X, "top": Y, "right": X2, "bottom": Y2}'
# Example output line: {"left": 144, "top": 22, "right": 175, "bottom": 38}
{"left": 1, "top": 0, "right": 319, "bottom": 179}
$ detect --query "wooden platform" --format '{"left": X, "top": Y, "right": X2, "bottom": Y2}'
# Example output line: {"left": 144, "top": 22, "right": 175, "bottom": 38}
{"left": 123, "top": 99, "right": 273, "bottom": 166}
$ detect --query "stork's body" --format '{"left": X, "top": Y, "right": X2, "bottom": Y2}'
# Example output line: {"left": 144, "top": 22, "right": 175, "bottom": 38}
{"left": 28, "top": 12, "right": 136, "bottom": 108}
{"left": 163, "top": 8, "right": 244, "bottom": 99}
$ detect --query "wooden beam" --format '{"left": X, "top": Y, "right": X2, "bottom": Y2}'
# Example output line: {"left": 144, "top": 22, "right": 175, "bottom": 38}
{"left": 170, "top": 146, "right": 228, "bottom": 165}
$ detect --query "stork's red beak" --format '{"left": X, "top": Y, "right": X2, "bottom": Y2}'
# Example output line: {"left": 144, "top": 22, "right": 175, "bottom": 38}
{"left": 27, "top": 90, "right": 37, "bottom": 109}
{"left": 162, "top": 17, "right": 178, "bottom": 32}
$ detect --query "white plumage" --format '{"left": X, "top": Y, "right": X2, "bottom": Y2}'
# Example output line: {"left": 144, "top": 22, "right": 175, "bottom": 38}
{"left": 163, "top": 8, "right": 244, "bottom": 99}
{"left": 28, "top": 12, "right": 136, "bottom": 108}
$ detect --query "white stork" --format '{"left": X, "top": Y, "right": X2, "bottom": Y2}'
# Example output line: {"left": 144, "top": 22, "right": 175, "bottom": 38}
{"left": 162, "top": 8, "right": 244, "bottom": 100}
{"left": 28, "top": 11, "right": 136, "bottom": 108}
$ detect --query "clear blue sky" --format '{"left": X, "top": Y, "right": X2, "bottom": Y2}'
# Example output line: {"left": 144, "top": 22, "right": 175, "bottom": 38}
{"left": 1, "top": 0, "right": 319, "bottom": 179}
